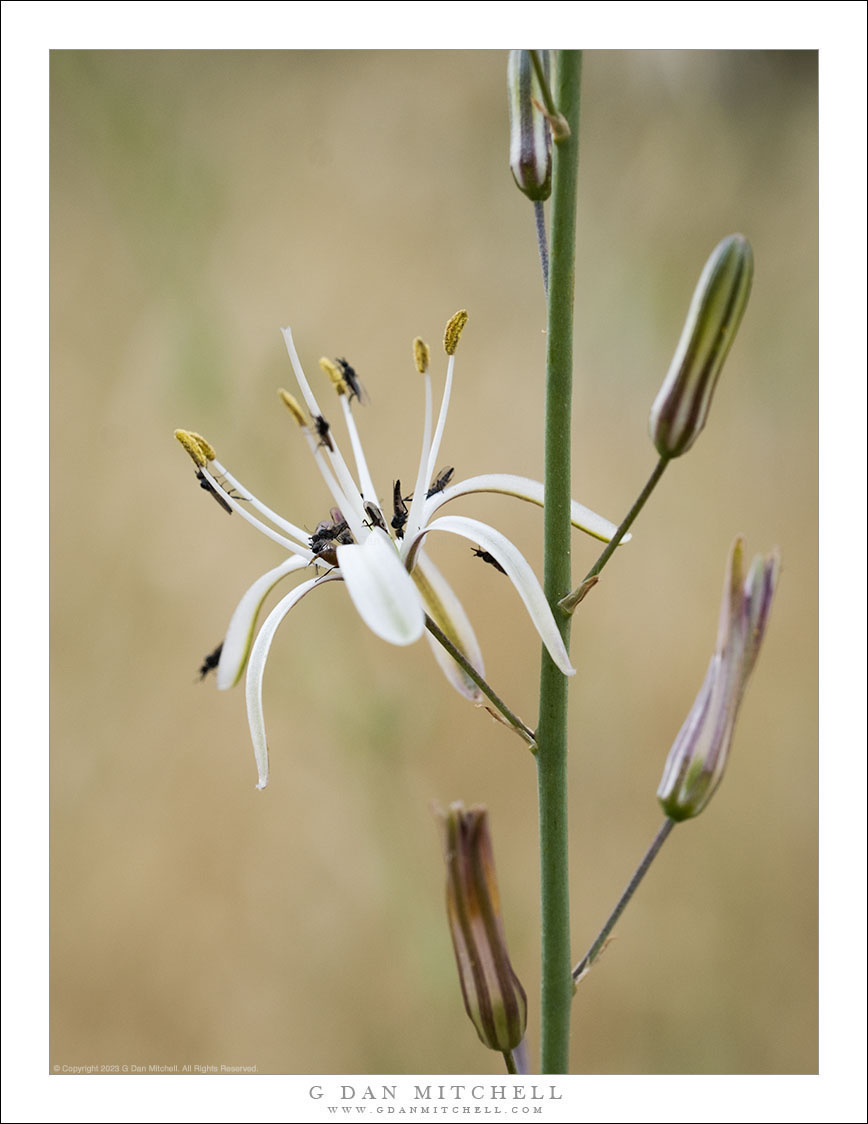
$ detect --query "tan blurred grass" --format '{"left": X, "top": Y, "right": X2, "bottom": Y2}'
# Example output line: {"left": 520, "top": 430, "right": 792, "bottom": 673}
{"left": 50, "top": 50, "right": 817, "bottom": 1074}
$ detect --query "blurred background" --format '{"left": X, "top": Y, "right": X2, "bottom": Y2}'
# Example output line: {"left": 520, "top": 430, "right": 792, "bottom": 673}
{"left": 50, "top": 50, "right": 817, "bottom": 1075}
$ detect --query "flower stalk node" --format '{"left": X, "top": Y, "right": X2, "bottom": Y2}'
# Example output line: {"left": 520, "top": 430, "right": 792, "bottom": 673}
{"left": 558, "top": 574, "right": 599, "bottom": 615}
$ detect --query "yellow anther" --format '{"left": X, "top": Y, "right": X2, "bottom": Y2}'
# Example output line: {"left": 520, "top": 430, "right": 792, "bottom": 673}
{"left": 413, "top": 337, "right": 430, "bottom": 375}
{"left": 278, "top": 388, "right": 308, "bottom": 428}
{"left": 187, "top": 431, "right": 216, "bottom": 462}
{"left": 319, "top": 357, "right": 347, "bottom": 396}
{"left": 443, "top": 309, "right": 469, "bottom": 356}
{"left": 174, "top": 429, "right": 207, "bottom": 467}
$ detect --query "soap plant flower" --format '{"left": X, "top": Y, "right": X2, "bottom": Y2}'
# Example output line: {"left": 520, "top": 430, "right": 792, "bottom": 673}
{"left": 176, "top": 311, "right": 627, "bottom": 788}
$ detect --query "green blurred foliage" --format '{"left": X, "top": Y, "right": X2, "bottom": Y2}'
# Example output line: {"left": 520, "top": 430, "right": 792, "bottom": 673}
{"left": 50, "top": 50, "right": 816, "bottom": 1074}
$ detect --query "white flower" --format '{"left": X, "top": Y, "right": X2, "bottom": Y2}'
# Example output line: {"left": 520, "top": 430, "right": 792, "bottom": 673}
{"left": 176, "top": 311, "right": 629, "bottom": 789}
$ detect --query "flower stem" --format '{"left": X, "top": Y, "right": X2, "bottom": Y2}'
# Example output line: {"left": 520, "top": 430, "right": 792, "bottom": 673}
{"left": 560, "top": 455, "right": 669, "bottom": 613}
{"left": 536, "top": 49, "right": 582, "bottom": 1075}
{"left": 424, "top": 616, "right": 536, "bottom": 747}
{"left": 534, "top": 201, "right": 549, "bottom": 296}
{"left": 572, "top": 817, "right": 676, "bottom": 983}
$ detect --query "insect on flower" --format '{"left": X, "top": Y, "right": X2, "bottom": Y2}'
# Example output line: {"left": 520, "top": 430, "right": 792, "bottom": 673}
{"left": 391, "top": 480, "right": 409, "bottom": 538}
{"left": 426, "top": 466, "right": 454, "bottom": 499}
{"left": 175, "top": 310, "right": 631, "bottom": 789}
{"left": 198, "top": 642, "right": 224, "bottom": 681}
{"left": 196, "top": 468, "right": 234, "bottom": 515}
{"left": 313, "top": 414, "right": 334, "bottom": 452}
{"left": 472, "top": 547, "right": 507, "bottom": 575}
{"left": 335, "top": 357, "right": 368, "bottom": 405}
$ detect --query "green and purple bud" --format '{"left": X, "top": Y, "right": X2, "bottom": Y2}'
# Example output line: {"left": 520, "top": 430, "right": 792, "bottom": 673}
{"left": 649, "top": 234, "right": 754, "bottom": 459}
{"left": 507, "top": 50, "right": 553, "bottom": 202}
{"left": 657, "top": 536, "right": 780, "bottom": 822}
{"left": 440, "top": 803, "right": 528, "bottom": 1053}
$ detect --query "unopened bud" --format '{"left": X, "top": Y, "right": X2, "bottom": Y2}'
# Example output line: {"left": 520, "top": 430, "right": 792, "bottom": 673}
{"left": 657, "top": 536, "right": 779, "bottom": 821}
{"left": 649, "top": 234, "right": 754, "bottom": 459}
{"left": 440, "top": 803, "right": 527, "bottom": 1053}
{"left": 507, "top": 50, "right": 553, "bottom": 202}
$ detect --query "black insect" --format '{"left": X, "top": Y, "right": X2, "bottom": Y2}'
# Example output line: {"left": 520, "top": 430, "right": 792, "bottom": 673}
{"left": 471, "top": 547, "right": 507, "bottom": 575}
{"left": 363, "top": 501, "right": 388, "bottom": 533}
{"left": 426, "top": 466, "right": 454, "bottom": 499}
{"left": 310, "top": 518, "right": 349, "bottom": 549}
{"left": 313, "top": 414, "right": 334, "bottom": 452}
{"left": 198, "top": 642, "right": 223, "bottom": 680}
{"left": 309, "top": 512, "right": 353, "bottom": 567}
{"left": 391, "top": 479, "right": 409, "bottom": 538}
{"left": 336, "top": 357, "right": 368, "bottom": 405}
{"left": 196, "top": 469, "right": 233, "bottom": 515}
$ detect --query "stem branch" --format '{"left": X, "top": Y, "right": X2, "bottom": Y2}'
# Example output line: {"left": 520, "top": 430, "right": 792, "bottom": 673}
{"left": 560, "top": 456, "right": 669, "bottom": 613}
{"left": 572, "top": 817, "right": 676, "bottom": 983}
{"left": 424, "top": 616, "right": 535, "bottom": 747}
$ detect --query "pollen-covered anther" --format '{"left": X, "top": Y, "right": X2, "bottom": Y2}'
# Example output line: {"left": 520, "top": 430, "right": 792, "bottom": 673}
{"left": 188, "top": 432, "right": 217, "bottom": 462}
{"left": 443, "top": 310, "right": 469, "bottom": 356}
{"left": 319, "top": 357, "right": 347, "bottom": 396}
{"left": 413, "top": 337, "right": 430, "bottom": 374}
{"left": 174, "top": 428, "right": 208, "bottom": 467}
{"left": 278, "top": 388, "right": 308, "bottom": 428}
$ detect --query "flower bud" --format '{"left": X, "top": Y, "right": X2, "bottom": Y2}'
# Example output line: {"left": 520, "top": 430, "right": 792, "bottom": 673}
{"left": 440, "top": 803, "right": 527, "bottom": 1053}
{"left": 507, "top": 50, "right": 553, "bottom": 202}
{"left": 657, "top": 536, "right": 779, "bottom": 821}
{"left": 649, "top": 234, "right": 754, "bottom": 459}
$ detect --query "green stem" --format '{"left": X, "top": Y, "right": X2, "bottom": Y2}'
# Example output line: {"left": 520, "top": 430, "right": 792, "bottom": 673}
{"left": 502, "top": 1050, "right": 518, "bottom": 1075}
{"left": 536, "top": 49, "right": 582, "bottom": 1075}
{"left": 572, "top": 817, "right": 676, "bottom": 982}
{"left": 424, "top": 616, "right": 536, "bottom": 747}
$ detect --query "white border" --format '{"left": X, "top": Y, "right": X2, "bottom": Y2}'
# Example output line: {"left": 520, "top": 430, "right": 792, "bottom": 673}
{"left": 3, "top": 4, "right": 865, "bottom": 1122}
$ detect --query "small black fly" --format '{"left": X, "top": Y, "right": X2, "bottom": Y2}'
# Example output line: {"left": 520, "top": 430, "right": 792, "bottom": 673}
{"left": 336, "top": 357, "right": 368, "bottom": 405}
{"left": 391, "top": 480, "right": 409, "bottom": 538}
{"left": 363, "top": 501, "right": 388, "bottom": 533}
{"left": 196, "top": 469, "right": 233, "bottom": 515}
{"left": 198, "top": 642, "right": 223, "bottom": 680}
{"left": 426, "top": 466, "right": 454, "bottom": 499}
{"left": 471, "top": 547, "right": 507, "bottom": 575}
{"left": 313, "top": 414, "right": 334, "bottom": 452}
{"left": 309, "top": 512, "right": 353, "bottom": 567}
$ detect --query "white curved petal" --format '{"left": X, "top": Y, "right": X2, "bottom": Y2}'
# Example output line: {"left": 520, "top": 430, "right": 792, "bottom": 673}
{"left": 246, "top": 572, "right": 340, "bottom": 789}
{"left": 218, "top": 555, "right": 311, "bottom": 689}
{"left": 423, "top": 473, "right": 629, "bottom": 545}
{"left": 420, "top": 515, "right": 575, "bottom": 677}
{"left": 337, "top": 529, "right": 425, "bottom": 646}
{"left": 413, "top": 551, "right": 485, "bottom": 702}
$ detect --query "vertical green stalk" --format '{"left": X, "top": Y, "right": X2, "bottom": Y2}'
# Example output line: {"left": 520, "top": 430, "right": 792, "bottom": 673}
{"left": 536, "top": 50, "right": 582, "bottom": 1075}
